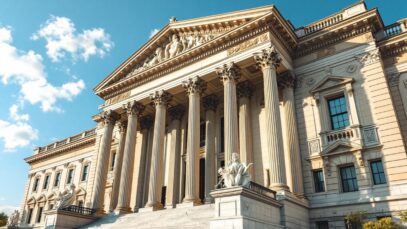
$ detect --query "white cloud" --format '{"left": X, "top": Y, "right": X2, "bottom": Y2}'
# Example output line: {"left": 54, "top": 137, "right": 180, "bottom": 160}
{"left": 32, "top": 15, "right": 113, "bottom": 62}
{"left": 9, "top": 104, "right": 29, "bottom": 122}
{"left": 0, "top": 120, "right": 38, "bottom": 150}
{"left": 0, "top": 26, "right": 86, "bottom": 112}
{"left": 0, "top": 205, "right": 19, "bottom": 216}
{"left": 149, "top": 28, "right": 159, "bottom": 38}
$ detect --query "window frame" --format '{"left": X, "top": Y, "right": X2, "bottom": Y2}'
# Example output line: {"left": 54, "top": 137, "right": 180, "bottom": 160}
{"left": 313, "top": 169, "right": 326, "bottom": 193}
{"left": 32, "top": 177, "right": 40, "bottom": 192}
{"left": 370, "top": 160, "right": 387, "bottom": 185}
{"left": 339, "top": 165, "right": 359, "bottom": 193}
{"left": 327, "top": 95, "right": 350, "bottom": 130}
{"left": 42, "top": 174, "right": 50, "bottom": 190}
{"left": 54, "top": 171, "right": 61, "bottom": 187}
{"left": 81, "top": 164, "right": 90, "bottom": 182}
{"left": 36, "top": 206, "right": 43, "bottom": 223}
{"left": 66, "top": 168, "right": 75, "bottom": 184}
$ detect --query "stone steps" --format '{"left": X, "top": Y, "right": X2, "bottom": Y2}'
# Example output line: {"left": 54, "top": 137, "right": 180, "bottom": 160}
{"left": 82, "top": 204, "right": 215, "bottom": 229}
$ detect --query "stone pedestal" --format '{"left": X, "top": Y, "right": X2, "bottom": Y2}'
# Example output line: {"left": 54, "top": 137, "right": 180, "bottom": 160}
{"left": 276, "top": 191, "right": 310, "bottom": 229}
{"left": 43, "top": 209, "right": 98, "bottom": 229}
{"left": 210, "top": 186, "right": 283, "bottom": 229}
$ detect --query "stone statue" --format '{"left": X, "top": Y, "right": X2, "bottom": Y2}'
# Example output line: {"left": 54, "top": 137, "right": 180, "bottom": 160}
{"left": 7, "top": 210, "right": 19, "bottom": 227}
{"left": 217, "top": 152, "right": 252, "bottom": 188}
{"left": 165, "top": 34, "right": 183, "bottom": 59}
{"left": 54, "top": 184, "right": 76, "bottom": 210}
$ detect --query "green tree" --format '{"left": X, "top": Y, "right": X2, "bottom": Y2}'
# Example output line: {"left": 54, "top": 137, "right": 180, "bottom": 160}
{"left": 0, "top": 212, "right": 8, "bottom": 227}
{"left": 399, "top": 211, "right": 407, "bottom": 223}
{"left": 363, "top": 217, "right": 401, "bottom": 229}
{"left": 345, "top": 211, "right": 367, "bottom": 229}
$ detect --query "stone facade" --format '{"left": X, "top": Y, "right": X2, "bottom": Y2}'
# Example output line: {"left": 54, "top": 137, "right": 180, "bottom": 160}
{"left": 19, "top": 2, "right": 407, "bottom": 229}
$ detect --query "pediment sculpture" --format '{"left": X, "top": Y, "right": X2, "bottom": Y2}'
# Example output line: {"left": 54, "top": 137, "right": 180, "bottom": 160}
{"left": 7, "top": 210, "right": 19, "bottom": 227}
{"left": 217, "top": 152, "right": 252, "bottom": 188}
{"left": 128, "top": 33, "right": 216, "bottom": 76}
{"left": 54, "top": 184, "right": 76, "bottom": 210}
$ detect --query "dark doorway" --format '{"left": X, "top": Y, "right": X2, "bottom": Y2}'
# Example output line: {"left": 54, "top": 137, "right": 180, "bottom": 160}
{"left": 199, "top": 158, "right": 205, "bottom": 202}
{"left": 161, "top": 186, "right": 166, "bottom": 207}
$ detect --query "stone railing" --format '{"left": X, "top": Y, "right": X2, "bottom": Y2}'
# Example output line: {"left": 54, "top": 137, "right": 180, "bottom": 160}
{"left": 376, "top": 19, "right": 407, "bottom": 41}
{"left": 36, "top": 129, "right": 96, "bottom": 154}
{"left": 295, "top": 2, "right": 366, "bottom": 37}
{"left": 245, "top": 181, "right": 276, "bottom": 199}
{"left": 60, "top": 205, "right": 96, "bottom": 216}
{"left": 320, "top": 125, "right": 363, "bottom": 149}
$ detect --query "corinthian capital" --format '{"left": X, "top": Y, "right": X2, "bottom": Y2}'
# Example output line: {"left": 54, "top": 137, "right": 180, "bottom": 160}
{"left": 123, "top": 100, "right": 145, "bottom": 116}
{"left": 216, "top": 62, "right": 240, "bottom": 83}
{"left": 277, "top": 71, "right": 295, "bottom": 89}
{"left": 168, "top": 105, "right": 185, "bottom": 121}
{"left": 253, "top": 46, "right": 281, "bottom": 70}
{"left": 101, "top": 110, "right": 120, "bottom": 125}
{"left": 237, "top": 81, "right": 254, "bottom": 98}
{"left": 182, "top": 76, "right": 207, "bottom": 95}
{"left": 202, "top": 94, "right": 219, "bottom": 111}
{"left": 150, "top": 90, "right": 172, "bottom": 107}
{"left": 140, "top": 115, "right": 154, "bottom": 130}
{"left": 117, "top": 120, "right": 127, "bottom": 133}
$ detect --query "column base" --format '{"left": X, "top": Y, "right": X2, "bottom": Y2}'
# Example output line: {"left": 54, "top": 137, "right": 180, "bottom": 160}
{"left": 177, "top": 201, "right": 201, "bottom": 209}
{"left": 204, "top": 197, "right": 214, "bottom": 204}
{"left": 269, "top": 183, "right": 290, "bottom": 192}
{"left": 94, "top": 209, "right": 107, "bottom": 217}
{"left": 114, "top": 207, "right": 132, "bottom": 214}
{"left": 139, "top": 202, "right": 164, "bottom": 212}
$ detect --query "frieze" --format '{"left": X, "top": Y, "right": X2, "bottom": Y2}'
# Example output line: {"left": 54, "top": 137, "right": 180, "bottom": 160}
{"left": 355, "top": 49, "right": 381, "bottom": 67}
{"left": 227, "top": 33, "right": 270, "bottom": 56}
{"left": 105, "top": 91, "right": 131, "bottom": 106}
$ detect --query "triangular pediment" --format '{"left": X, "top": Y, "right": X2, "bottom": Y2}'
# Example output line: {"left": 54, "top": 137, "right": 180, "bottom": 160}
{"left": 94, "top": 5, "right": 294, "bottom": 97}
{"left": 322, "top": 140, "right": 361, "bottom": 155}
{"left": 310, "top": 76, "right": 353, "bottom": 94}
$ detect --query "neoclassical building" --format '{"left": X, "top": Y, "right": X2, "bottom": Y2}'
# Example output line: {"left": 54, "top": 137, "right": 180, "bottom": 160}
{"left": 18, "top": 2, "right": 407, "bottom": 228}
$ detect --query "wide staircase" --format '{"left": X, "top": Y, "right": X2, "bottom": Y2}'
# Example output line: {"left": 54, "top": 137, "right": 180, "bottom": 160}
{"left": 82, "top": 204, "right": 215, "bottom": 229}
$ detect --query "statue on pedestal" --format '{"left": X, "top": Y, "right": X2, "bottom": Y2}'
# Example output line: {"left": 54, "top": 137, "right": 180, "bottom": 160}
{"left": 217, "top": 152, "right": 252, "bottom": 188}
{"left": 54, "top": 184, "right": 76, "bottom": 210}
{"left": 7, "top": 210, "right": 19, "bottom": 227}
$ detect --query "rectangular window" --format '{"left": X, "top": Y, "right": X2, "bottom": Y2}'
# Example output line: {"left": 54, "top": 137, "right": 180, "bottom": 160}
{"left": 67, "top": 169, "right": 74, "bottom": 184}
{"left": 111, "top": 152, "right": 116, "bottom": 171}
{"left": 78, "top": 200, "right": 84, "bottom": 208}
{"left": 26, "top": 208, "right": 33, "bottom": 224}
{"left": 328, "top": 96, "right": 349, "bottom": 130}
{"left": 316, "top": 221, "right": 329, "bottom": 229}
{"left": 313, "top": 170, "right": 325, "bottom": 192}
{"left": 220, "top": 117, "right": 224, "bottom": 152}
{"left": 43, "top": 175, "right": 49, "bottom": 190}
{"left": 370, "top": 160, "right": 386, "bottom": 185}
{"left": 81, "top": 165, "right": 89, "bottom": 181}
{"left": 36, "top": 207, "right": 43, "bottom": 223}
{"left": 33, "top": 178, "right": 39, "bottom": 192}
{"left": 340, "top": 165, "right": 358, "bottom": 192}
{"left": 54, "top": 172, "right": 61, "bottom": 187}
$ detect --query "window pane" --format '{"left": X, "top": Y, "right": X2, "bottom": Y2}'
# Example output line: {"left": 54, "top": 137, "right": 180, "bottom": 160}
{"left": 340, "top": 166, "right": 358, "bottom": 192}
{"left": 313, "top": 170, "right": 325, "bottom": 192}
{"left": 328, "top": 96, "right": 349, "bottom": 130}
{"left": 370, "top": 161, "right": 386, "bottom": 185}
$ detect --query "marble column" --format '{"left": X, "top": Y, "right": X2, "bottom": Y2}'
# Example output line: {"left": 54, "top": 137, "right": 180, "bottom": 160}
{"left": 237, "top": 81, "right": 254, "bottom": 175}
{"left": 281, "top": 73, "right": 304, "bottom": 196}
{"left": 216, "top": 62, "right": 240, "bottom": 163}
{"left": 116, "top": 101, "right": 145, "bottom": 213}
{"left": 91, "top": 110, "right": 119, "bottom": 214}
{"left": 109, "top": 121, "right": 127, "bottom": 212}
{"left": 165, "top": 106, "right": 185, "bottom": 208}
{"left": 140, "top": 115, "right": 154, "bottom": 206}
{"left": 254, "top": 46, "right": 288, "bottom": 191}
{"left": 182, "top": 76, "right": 207, "bottom": 204}
{"left": 202, "top": 95, "right": 219, "bottom": 203}
{"left": 145, "top": 90, "right": 172, "bottom": 210}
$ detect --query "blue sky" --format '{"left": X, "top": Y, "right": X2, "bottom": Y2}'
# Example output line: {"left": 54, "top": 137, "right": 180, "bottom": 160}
{"left": 0, "top": 0, "right": 405, "bottom": 214}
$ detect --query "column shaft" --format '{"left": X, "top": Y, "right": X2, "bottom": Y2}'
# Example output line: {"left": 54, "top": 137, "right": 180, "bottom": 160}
{"left": 182, "top": 76, "right": 206, "bottom": 204}
{"left": 145, "top": 90, "right": 172, "bottom": 210}
{"left": 116, "top": 101, "right": 144, "bottom": 213}
{"left": 283, "top": 85, "right": 304, "bottom": 196}
{"left": 217, "top": 63, "right": 240, "bottom": 162}
{"left": 91, "top": 110, "right": 118, "bottom": 213}
{"left": 109, "top": 122, "right": 126, "bottom": 212}
{"left": 142, "top": 122, "right": 154, "bottom": 206}
{"left": 203, "top": 95, "right": 218, "bottom": 203}
{"left": 254, "top": 47, "right": 288, "bottom": 191}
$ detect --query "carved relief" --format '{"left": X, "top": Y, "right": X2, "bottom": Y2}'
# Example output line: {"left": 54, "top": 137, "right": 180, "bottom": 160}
{"left": 356, "top": 49, "right": 381, "bottom": 67}
{"left": 127, "top": 33, "right": 218, "bottom": 77}
{"left": 388, "top": 73, "right": 400, "bottom": 87}
{"left": 105, "top": 91, "right": 131, "bottom": 106}
{"left": 227, "top": 33, "right": 269, "bottom": 56}
{"left": 346, "top": 64, "right": 357, "bottom": 73}
{"left": 308, "top": 139, "right": 321, "bottom": 155}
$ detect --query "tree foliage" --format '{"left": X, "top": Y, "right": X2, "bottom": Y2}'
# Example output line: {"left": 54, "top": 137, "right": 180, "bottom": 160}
{"left": 363, "top": 217, "right": 401, "bottom": 229}
{"left": 345, "top": 211, "right": 367, "bottom": 229}
{"left": 0, "top": 212, "right": 8, "bottom": 226}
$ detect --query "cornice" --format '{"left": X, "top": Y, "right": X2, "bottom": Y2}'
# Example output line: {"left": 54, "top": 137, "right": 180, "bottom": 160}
{"left": 378, "top": 32, "right": 407, "bottom": 58}
{"left": 25, "top": 129, "right": 96, "bottom": 164}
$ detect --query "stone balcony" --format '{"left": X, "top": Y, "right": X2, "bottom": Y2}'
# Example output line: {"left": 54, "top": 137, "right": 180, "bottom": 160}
{"left": 307, "top": 124, "right": 380, "bottom": 156}
{"left": 376, "top": 18, "right": 407, "bottom": 41}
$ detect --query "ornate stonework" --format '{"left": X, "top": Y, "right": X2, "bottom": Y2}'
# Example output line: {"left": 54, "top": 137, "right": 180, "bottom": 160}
{"left": 123, "top": 100, "right": 145, "bottom": 116}
{"left": 356, "top": 49, "right": 381, "bottom": 67}
{"left": 182, "top": 76, "right": 207, "bottom": 95}
{"left": 101, "top": 110, "right": 120, "bottom": 125}
{"left": 150, "top": 90, "right": 172, "bottom": 106}
{"left": 216, "top": 62, "right": 241, "bottom": 83}
{"left": 227, "top": 33, "right": 270, "bottom": 56}
{"left": 253, "top": 46, "right": 282, "bottom": 70}
{"left": 139, "top": 115, "right": 154, "bottom": 130}
{"left": 237, "top": 81, "right": 254, "bottom": 98}
{"left": 168, "top": 105, "right": 185, "bottom": 121}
